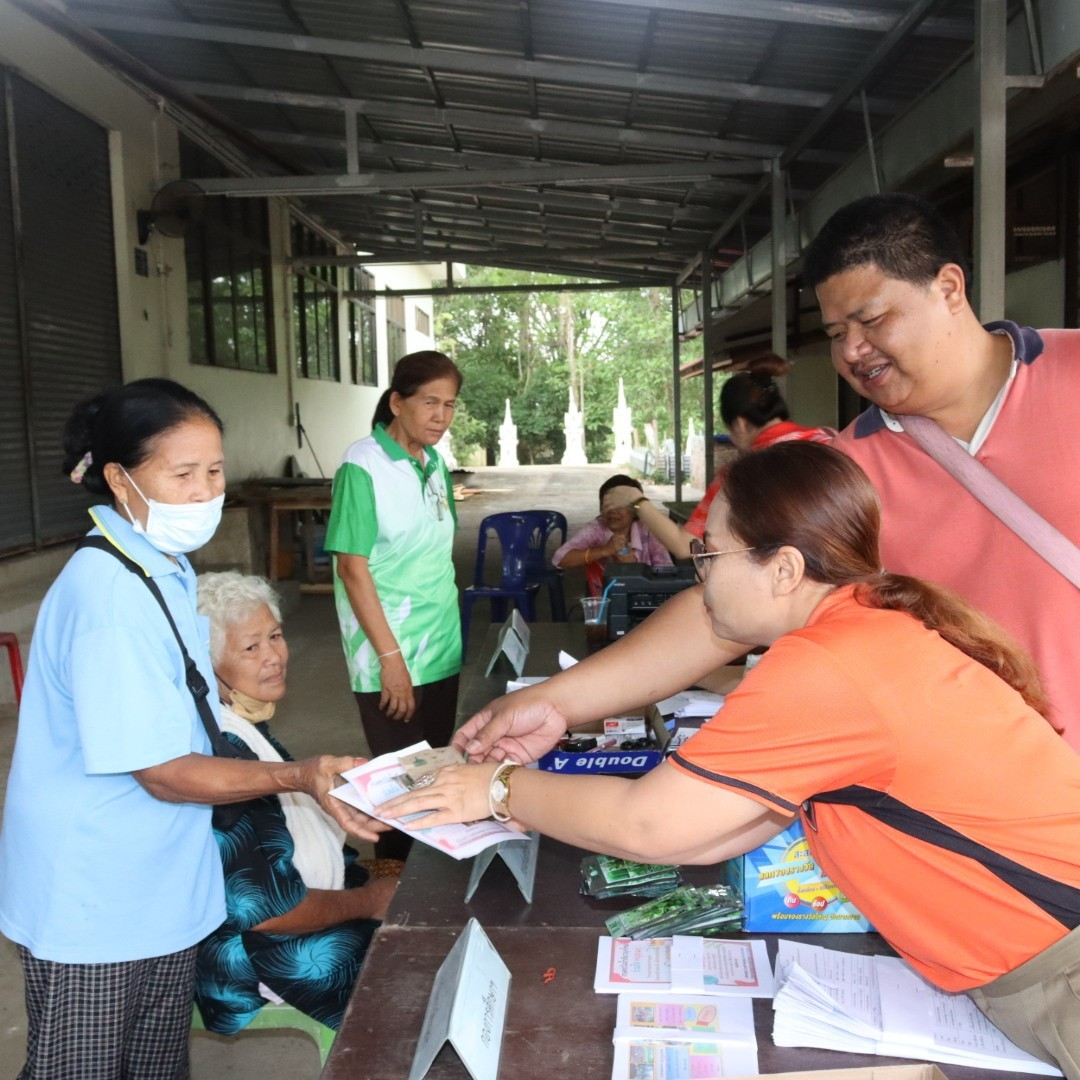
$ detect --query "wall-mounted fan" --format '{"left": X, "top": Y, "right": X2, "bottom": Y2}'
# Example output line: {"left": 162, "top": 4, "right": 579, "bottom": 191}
{"left": 136, "top": 180, "right": 205, "bottom": 245}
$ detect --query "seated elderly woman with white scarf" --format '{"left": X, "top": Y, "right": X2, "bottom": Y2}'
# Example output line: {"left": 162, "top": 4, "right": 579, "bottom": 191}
{"left": 194, "top": 571, "right": 397, "bottom": 1034}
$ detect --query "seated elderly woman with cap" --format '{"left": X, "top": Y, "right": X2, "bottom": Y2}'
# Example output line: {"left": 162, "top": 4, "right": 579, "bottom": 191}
{"left": 194, "top": 571, "right": 397, "bottom": 1034}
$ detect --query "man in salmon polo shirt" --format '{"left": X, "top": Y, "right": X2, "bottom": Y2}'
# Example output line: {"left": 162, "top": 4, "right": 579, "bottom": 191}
{"left": 454, "top": 192, "right": 1080, "bottom": 767}
{"left": 804, "top": 193, "right": 1080, "bottom": 752}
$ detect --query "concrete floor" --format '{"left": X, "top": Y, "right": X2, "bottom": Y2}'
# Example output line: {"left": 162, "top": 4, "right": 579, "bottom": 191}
{"left": 0, "top": 464, "right": 688, "bottom": 1078}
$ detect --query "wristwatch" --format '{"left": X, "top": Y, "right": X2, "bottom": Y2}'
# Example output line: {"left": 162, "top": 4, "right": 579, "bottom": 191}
{"left": 488, "top": 762, "right": 521, "bottom": 822}
{"left": 630, "top": 495, "right": 648, "bottom": 515}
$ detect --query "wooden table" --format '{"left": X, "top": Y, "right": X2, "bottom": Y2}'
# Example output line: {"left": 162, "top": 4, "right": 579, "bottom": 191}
{"left": 240, "top": 480, "right": 334, "bottom": 594}
{"left": 325, "top": 928, "right": 920, "bottom": 1080}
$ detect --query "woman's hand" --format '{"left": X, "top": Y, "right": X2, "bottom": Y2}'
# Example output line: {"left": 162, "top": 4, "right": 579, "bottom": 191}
{"left": 452, "top": 695, "right": 569, "bottom": 763}
{"left": 602, "top": 484, "right": 647, "bottom": 510}
{"left": 379, "top": 652, "right": 416, "bottom": 721}
{"left": 375, "top": 763, "right": 498, "bottom": 829}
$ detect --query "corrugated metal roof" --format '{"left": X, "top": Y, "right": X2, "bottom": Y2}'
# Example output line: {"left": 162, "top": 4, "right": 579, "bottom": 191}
{"left": 58, "top": 0, "right": 976, "bottom": 282}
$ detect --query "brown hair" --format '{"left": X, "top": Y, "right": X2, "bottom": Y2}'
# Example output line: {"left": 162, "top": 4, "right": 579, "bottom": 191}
{"left": 722, "top": 442, "right": 1047, "bottom": 716}
{"left": 372, "top": 350, "right": 462, "bottom": 427}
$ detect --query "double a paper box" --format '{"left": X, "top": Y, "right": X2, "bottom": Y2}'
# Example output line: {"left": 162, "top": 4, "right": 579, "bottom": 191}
{"left": 722, "top": 821, "right": 873, "bottom": 933}
{"left": 537, "top": 705, "right": 670, "bottom": 775}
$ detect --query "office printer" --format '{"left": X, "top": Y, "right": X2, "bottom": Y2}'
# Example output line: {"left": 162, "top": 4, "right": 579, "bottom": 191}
{"left": 602, "top": 562, "right": 697, "bottom": 640}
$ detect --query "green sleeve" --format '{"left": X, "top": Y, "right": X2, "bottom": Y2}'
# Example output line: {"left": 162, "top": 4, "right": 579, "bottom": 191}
{"left": 325, "top": 462, "right": 378, "bottom": 556}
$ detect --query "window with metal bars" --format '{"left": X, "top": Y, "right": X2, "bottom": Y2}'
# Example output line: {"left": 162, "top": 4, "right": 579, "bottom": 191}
{"left": 346, "top": 267, "right": 378, "bottom": 385}
{"left": 182, "top": 139, "right": 274, "bottom": 373}
{"left": 386, "top": 294, "right": 407, "bottom": 365}
{"left": 292, "top": 222, "right": 341, "bottom": 382}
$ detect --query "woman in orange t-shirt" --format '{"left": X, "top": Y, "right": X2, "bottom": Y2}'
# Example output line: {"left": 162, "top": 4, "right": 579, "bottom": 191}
{"left": 380, "top": 443, "right": 1080, "bottom": 1078}
{"left": 611, "top": 370, "right": 834, "bottom": 559}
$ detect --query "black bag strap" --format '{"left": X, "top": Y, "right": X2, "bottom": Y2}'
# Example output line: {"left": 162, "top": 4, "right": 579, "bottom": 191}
{"left": 76, "top": 536, "right": 239, "bottom": 759}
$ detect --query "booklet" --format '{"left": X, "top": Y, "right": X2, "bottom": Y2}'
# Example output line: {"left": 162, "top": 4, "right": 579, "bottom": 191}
{"left": 594, "top": 936, "right": 773, "bottom": 998}
{"left": 330, "top": 740, "right": 521, "bottom": 860}
{"left": 610, "top": 993, "right": 759, "bottom": 1078}
{"left": 773, "top": 940, "right": 1061, "bottom": 1076}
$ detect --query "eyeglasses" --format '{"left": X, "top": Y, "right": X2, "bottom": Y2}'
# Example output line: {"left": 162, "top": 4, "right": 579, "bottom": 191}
{"left": 689, "top": 537, "right": 755, "bottom": 583}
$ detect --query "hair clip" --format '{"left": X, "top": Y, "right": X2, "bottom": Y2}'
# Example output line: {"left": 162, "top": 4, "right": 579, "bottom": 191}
{"left": 69, "top": 451, "right": 92, "bottom": 484}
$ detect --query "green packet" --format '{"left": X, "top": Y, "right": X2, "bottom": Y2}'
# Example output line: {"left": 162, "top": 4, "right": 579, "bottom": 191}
{"left": 605, "top": 884, "right": 742, "bottom": 939}
{"left": 580, "top": 855, "right": 681, "bottom": 899}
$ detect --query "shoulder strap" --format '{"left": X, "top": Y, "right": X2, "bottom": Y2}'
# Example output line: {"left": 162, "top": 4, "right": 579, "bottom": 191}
{"left": 901, "top": 414, "right": 1080, "bottom": 590}
{"left": 76, "top": 536, "right": 237, "bottom": 758}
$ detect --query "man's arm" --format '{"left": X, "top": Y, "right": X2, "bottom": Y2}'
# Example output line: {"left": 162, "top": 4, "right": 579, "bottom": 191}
{"left": 454, "top": 584, "right": 752, "bottom": 762}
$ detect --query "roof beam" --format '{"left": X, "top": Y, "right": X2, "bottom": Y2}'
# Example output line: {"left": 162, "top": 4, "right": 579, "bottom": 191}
{"left": 82, "top": 14, "right": 901, "bottom": 113}
{"left": 178, "top": 80, "right": 847, "bottom": 165}
{"left": 187, "top": 158, "right": 769, "bottom": 198}
{"left": 780, "top": 0, "right": 948, "bottom": 169}
{"left": 578, "top": 0, "right": 969, "bottom": 40}
{"left": 346, "top": 281, "right": 653, "bottom": 297}
{"left": 676, "top": 0, "right": 949, "bottom": 284}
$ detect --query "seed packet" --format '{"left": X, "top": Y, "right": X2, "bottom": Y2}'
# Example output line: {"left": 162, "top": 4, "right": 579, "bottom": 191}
{"left": 581, "top": 855, "right": 681, "bottom": 899}
{"left": 605, "top": 884, "right": 742, "bottom": 939}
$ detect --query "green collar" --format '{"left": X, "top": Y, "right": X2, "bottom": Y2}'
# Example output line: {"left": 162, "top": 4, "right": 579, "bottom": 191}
{"left": 374, "top": 421, "right": 438, "bottom": 481}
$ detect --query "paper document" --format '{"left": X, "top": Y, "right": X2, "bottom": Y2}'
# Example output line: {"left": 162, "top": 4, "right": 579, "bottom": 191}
{"left": 610, "top": 993, "right": 759, "bottom": 1078}
{"left": 654, "top": 691, "right": 725, "bottom": 718}
{"left": 595, "top": 936, "right": 773, "bottom": 998}
{"left": 331, "top": 741, "right": 520, "bottom": 860}
{"left": 773, "top": 941, "right": 1061, "bottom": 1075}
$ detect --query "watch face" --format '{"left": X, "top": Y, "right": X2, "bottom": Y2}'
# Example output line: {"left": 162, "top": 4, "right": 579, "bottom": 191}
{"left": 493, "top": 780, "right": 508, "bottom": 803}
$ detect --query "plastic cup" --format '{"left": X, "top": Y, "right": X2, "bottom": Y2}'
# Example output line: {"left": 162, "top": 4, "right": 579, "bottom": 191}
{"left": 581, "top": 596, "right": 607, "bottom": 652}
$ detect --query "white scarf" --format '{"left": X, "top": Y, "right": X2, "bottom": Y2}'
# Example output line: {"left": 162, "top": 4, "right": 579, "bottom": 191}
{"left": 218, "top": 704, "right": 346, "bottom": 891}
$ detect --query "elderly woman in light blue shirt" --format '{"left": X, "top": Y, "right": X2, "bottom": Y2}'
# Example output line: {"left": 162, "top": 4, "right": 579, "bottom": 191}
{"left": 0, "top": 379, "right": 379, "bottom": 1080}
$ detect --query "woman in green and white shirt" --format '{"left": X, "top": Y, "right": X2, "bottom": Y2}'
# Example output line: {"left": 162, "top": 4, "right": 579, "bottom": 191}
{"left": 325, "top": 351, "right": 463, "bottom": 856}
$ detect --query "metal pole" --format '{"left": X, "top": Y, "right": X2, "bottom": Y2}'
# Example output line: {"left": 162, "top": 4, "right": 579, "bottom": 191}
{"left": 671, "top": 284, "right": 683, "bottom": 502}
{"left": 701, "top": 249, "right": 716, "bottom": 489}
{"left": 860, "top": 89, "right": 883, "bottom": 194}
{"left": 974, "top": 0, "right": 1006, "bottom": 321}
{"left": 771, "top": 159, "right": 787, "bottom": 360}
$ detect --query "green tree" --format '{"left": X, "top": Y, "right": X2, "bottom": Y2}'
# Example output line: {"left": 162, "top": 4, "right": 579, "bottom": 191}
{"left": 437, "top": 267, "right": 705, "bottom": 465}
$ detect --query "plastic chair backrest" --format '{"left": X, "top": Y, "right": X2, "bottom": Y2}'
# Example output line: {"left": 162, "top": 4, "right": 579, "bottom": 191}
{"left": 473, "top": 511, "right": 567, "bottom": 589}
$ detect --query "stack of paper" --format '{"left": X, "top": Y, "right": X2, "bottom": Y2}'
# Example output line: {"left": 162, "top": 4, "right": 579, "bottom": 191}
{"left": 595, "top": 936, "right": 773, "bottom": 998}
{"left": 610, "top": 992, "right": 759, "bottom": 1078}
{"left": 773, "top": 941, "right": 1061, "bottom": 1075}
{"left": 330, "top": 740, "right": 520, "bottom": 860}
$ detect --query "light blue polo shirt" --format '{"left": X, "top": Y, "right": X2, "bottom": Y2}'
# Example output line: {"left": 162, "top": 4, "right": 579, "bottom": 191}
{"left": 0, "top": 506, "right": 226, "bottom": 962}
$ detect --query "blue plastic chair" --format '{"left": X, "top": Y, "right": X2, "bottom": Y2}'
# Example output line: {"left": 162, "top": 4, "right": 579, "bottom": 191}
{"left": 461, "top": 510, "right": 568, "bottom": 655}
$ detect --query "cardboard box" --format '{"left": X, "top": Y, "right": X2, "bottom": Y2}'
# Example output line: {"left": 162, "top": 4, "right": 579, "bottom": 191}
{"left": 744, "top": 1068, "right": 947, "bottom": 1080}
{"left": 537, "top": 705, "right": 671, "bottom": 775}
{"left": 722, "top": 820, "right": 873, "bottom": 933}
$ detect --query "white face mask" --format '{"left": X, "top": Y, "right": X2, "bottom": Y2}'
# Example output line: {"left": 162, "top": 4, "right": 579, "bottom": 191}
{"left": 120, "top": 467, "right": 224, "bottom": 555}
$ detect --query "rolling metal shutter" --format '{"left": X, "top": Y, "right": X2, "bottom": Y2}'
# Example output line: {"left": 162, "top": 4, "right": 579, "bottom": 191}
{"left": 0, "top": 70, "right": 121, "bottom": 555}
